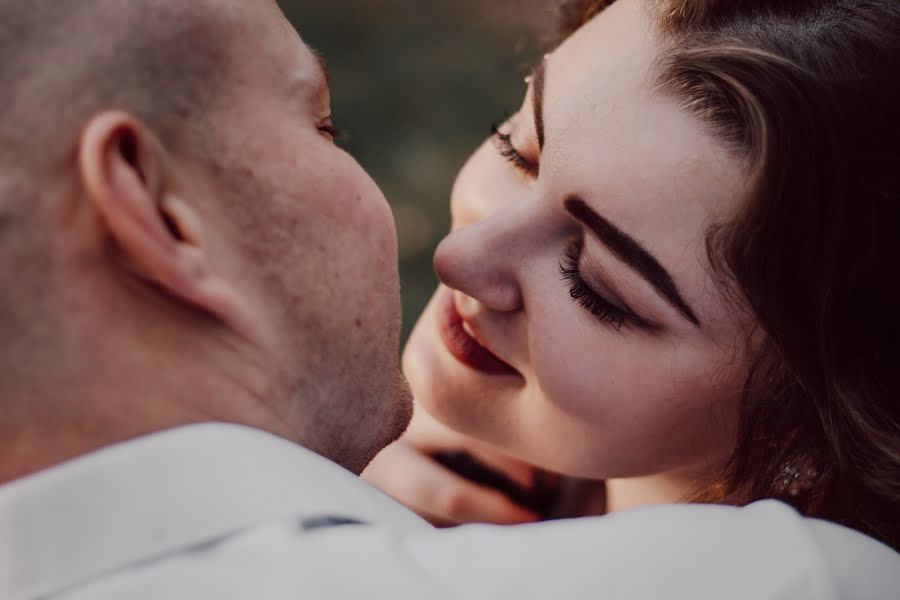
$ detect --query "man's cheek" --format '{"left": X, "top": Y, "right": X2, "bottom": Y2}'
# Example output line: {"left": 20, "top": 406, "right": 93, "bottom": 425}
{"left": 342, "top": 171, "right": 398, "bottom": 258}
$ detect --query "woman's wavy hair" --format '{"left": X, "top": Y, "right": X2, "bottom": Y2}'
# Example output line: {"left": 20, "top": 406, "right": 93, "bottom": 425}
{"left": 558, "top": 0, "right": 900, "bottom": 550}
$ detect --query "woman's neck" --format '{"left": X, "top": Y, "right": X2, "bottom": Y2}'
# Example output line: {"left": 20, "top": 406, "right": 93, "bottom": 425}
{"left": 604, "top": 476, "right": 688, "bottom": 513}
{"left": 604, "top": 465, "right": 717, "bottom": 513}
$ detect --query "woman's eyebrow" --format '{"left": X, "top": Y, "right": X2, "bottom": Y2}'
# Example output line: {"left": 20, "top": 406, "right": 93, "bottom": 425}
{"left": 564, "top": 196, "right": 702, "bottom": 327}
{"left": 531, "top": 60, "right": 546, "bottom": 150}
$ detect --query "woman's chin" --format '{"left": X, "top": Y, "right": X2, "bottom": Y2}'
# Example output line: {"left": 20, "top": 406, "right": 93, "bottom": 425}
{"left": 402, "top": 293, "right": 519, "bottom": 439}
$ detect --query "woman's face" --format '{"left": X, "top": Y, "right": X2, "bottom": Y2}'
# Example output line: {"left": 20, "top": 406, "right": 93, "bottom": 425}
{"left": 404, "top": 0, "right": 750, "bottom": 480}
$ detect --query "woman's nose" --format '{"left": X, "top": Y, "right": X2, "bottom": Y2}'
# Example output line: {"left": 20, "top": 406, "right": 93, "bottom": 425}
{"left": 433, "top": 212, "right": 525, "bottom": 314}
{"left": 449, "top": 143, "right": 524, "bottom": 231}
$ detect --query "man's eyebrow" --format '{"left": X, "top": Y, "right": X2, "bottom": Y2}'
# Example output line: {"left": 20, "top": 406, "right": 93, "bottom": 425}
{"left": 564, "top": 196, "right": 702, "bottom": 327}
{"left": 311, "top": 49, "right": 331, "bottom": 86}
{"left": 531, "top": 60, "right": 546, "bottom": 150}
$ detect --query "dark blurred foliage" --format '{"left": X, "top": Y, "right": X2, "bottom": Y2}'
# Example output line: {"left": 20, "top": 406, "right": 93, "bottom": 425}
{"left": 279, "top": 0, "right": 550, "bottom": 340}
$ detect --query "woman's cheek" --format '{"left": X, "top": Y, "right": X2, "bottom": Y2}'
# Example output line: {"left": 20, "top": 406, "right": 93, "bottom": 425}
{"left": 529, "top": 315, "right": 661, "bottom": 426}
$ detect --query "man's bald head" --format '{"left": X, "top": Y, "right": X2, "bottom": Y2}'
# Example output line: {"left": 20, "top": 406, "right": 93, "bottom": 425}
{"left": 0, "top": 0, "right": 234, "bottom": 172}
{"left": 0, "top": 0, "right": 238, "bottom": 381}
{"left": 0, "top": 0, "right": 412, "bottom": 477}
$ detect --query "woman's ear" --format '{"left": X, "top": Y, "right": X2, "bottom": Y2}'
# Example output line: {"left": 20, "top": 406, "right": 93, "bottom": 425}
{"left": 78, "top": 111, "right": 260, "bottom": 340}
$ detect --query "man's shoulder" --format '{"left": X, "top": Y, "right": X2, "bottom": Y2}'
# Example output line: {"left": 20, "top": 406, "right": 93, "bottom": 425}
{"left": 54, "top": 499, "right": 900, "bottom": 600}
{"left": 4, "top": 426, "right": 897, "bottom": 600}
{"left": 0, "top": 424, "right": 427, "bottom": 599}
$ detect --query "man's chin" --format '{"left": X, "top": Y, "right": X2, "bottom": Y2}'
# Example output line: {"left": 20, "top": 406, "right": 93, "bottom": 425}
{"left": 332, "top": 370, "right": 413, "bottom": 475}
{"left": 386, "top": 369, "right": 415, "bottom": 442}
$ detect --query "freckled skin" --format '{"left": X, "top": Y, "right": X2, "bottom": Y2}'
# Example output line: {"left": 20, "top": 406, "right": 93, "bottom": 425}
{"left": 201, "top": 0, "right": 412, "bottom": 471}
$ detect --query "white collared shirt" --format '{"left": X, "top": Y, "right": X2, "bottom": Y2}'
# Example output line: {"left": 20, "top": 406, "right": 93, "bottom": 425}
{"left": 1, "top": 424, "right": 897, "bottom": 599}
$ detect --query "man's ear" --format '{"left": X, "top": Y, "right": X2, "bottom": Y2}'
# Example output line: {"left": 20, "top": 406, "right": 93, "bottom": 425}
{"left": 78, "top": 111, "right": 259, "bottom": 339}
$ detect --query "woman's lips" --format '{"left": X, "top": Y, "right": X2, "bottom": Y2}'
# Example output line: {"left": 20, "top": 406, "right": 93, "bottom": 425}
{"left": 437, "top": 290, "right": 518, "bottom": 376}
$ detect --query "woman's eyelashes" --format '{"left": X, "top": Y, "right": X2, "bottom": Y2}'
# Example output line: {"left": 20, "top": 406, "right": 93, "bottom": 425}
{"left": 560, "top": 240, "right": 656, "bottom": 332}
{"left": 489, "top": 115, "right": 654, "bottom": 333}
{"left": 491, "top": 122, "right": 539, "bottom": 178}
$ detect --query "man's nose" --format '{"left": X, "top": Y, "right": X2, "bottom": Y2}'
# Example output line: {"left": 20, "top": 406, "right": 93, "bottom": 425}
{"left": 433, "top": 210, "right": 526, "bottom": 314}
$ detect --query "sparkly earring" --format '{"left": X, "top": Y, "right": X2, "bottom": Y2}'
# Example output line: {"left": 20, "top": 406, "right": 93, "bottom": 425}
{"left": 777, "top": 460, "right": 818, "bottom": 497}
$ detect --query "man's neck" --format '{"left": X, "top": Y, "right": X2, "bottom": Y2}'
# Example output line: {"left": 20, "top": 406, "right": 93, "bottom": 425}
{"left": 0, "top": 323, "right": 283, "bottom": 486}
{"left": 0, "top": 414, "right": 199, "bottom": 484}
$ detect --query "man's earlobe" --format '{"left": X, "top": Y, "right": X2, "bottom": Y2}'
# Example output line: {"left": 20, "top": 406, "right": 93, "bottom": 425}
{"left": 78, "top": 112, "right": 260, "bottom": 340}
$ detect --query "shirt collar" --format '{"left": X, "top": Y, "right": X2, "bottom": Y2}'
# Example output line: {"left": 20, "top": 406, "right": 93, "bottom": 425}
{"left": 0, "top": 423, "right": 428, "bottom": 599}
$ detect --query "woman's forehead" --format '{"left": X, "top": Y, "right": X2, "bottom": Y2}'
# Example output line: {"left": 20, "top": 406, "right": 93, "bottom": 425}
{"left": 537, "top": 1, "right": 748, "bottom": 338}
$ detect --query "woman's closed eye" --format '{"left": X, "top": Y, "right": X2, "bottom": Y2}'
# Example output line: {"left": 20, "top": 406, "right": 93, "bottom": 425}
{"left": 559, "top": 240, "right": 657, "bottom": 332}
{"left": 491, "top": 121, "right": 539, "bottom": 179}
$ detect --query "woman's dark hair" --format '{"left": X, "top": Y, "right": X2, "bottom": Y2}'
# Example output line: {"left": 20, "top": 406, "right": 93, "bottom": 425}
{"left": 558, "top": 0, "right": 900, "bottom": 550}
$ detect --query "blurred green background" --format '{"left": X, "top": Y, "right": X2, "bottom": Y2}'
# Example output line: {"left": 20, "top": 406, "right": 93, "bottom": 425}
{"left": 279, "top": 1, "right": 550, "bottom": 341}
